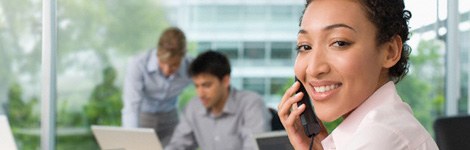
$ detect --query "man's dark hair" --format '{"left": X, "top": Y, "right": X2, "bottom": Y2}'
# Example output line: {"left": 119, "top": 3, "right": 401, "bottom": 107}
{"left": 301, "top": 0, "right": 412, "bottom": 83}
{"left": 188, "top": 50, "right": 231, "bottom": 80}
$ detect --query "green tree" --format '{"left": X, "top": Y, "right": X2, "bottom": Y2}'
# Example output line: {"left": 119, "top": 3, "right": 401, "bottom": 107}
{"left": 84, "top": 66, "right": 123, "bottom": 126}
{"left": 2, "top": 0, "right": 169, "bottom": 149}
{"left": 0, "top": 0, "right": 42, "bottom": 104}
{"left": 397, "top": 39, "right": 445, "bottom": 137}
{"left": 8, "top": 83, "right": 27, "bottom": 127}
{"left": 57, "top": 0, "right": 169, "bottom": 69}
{"left": 55, "top": 1, "right": 169, "bottom": 149}
{"left": 7, "top": 83, "right": 40, "bottom": 149}
{"left": 7, "top": 83, "right": 40, "bottom": 128}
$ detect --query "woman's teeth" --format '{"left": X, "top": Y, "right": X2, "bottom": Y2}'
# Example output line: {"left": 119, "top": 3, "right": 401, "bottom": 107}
{"left": 314, "top": 84, "right": 340, "bottom": 93}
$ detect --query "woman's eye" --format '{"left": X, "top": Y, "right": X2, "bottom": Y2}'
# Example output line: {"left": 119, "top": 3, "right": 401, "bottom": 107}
{"left": 332, "top": 41, "right": 350, "bottom": 47}
{"left": 296, "top": 45, "right": 312, "bottom": 51}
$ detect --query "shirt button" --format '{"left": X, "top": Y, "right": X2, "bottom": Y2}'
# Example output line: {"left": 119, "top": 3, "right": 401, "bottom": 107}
{"left": 214, "top": 136, "right": 220, "bottom": 141}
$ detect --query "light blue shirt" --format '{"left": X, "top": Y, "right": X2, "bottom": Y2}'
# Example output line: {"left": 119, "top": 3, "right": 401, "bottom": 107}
{"left": 122, "top": 49, "right": 192, "bottom": 128}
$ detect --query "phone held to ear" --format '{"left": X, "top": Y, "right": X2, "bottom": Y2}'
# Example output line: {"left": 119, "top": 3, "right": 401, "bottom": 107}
{"left": 295, "top": 77, "right": 321, "bottom": 138}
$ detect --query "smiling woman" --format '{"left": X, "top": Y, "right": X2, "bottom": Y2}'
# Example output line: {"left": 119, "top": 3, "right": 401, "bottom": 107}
{"left": 277, "top": 0, "right": 439, "bottom": 150}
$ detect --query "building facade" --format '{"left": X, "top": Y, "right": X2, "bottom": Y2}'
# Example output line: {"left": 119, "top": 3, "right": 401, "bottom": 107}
{"left": 163, "top": 0, "right": 305, "bottom": 108}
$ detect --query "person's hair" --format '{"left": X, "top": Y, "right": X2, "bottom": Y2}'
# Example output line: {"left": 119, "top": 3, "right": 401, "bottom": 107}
{"left": 188, "top": 50, "right": 231, "bottom": 81}
{"left": 156, "top": 27, "right": 186, "bottom": 61}
{"left": 302, "top": 0, "right": 412, "bottom": 83}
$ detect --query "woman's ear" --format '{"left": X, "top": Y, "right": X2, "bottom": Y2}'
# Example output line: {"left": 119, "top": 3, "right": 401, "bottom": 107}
{"left": 383, "top": 35, "right": 403, "bottom": 68}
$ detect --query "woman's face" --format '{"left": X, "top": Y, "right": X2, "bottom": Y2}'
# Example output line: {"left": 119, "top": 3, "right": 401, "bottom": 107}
{"left": 295, "top": 0, "right": 390, "bottom": 122}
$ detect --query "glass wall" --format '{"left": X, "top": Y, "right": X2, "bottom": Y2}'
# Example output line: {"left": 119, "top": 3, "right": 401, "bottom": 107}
{"left": 53, "top": 0, "right": 170, "bottom": 149}
{"left": 401, "top": 0, "right": 469, "bottom": 136}
{"left": 215, "top": 42, "right": 239, "bottom": 60}
{"left": 0, "top": 0, "right": 42, "bottom": 149}
{"left": 457, "top": 0, "right": 470, "bottom": 114}
{"left": 3, "top": 0, "right": 470, "bottom": 149}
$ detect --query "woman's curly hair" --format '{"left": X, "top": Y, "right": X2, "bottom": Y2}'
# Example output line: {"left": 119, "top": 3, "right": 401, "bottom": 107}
{"left": 302, "top": 0, "right": 412, "bottom": 83}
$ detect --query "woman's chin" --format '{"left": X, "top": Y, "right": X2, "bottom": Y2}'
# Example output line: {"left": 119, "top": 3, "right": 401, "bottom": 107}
{"left": 317, "top": 113, "right": 341, "bottom": 122}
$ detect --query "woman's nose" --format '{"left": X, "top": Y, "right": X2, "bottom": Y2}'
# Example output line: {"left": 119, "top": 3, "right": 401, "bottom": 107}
{"left": 306, "top": 48, "right": 330, "bottom": 78}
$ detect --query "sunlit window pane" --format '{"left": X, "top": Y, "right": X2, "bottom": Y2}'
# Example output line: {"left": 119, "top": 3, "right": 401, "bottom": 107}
{"left": 0, "top": 0, "right": 42, "bottom": 149}
{"left": 243, "top": 78, "right": 265, "bottom": 96}
{"left": 243, "top": 42, "right": 265, "bottom": 59}
{"left": 215, "top": 42, "right": 239, "bottom": 60}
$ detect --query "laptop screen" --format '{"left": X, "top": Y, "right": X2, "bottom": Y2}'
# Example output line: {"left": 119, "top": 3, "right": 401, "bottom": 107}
{"left": 91, "top": 125, "right": 162, "bottom": 150}
{"left": 253, "top": 131, "right": 294, "bottom": 150}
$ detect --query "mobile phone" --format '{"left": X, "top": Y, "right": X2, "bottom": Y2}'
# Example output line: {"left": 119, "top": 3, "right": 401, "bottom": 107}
{"left": 295, "top": 77, "right": 321, "bottom": 137}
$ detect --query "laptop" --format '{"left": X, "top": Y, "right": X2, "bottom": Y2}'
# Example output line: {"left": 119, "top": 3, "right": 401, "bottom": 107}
{"left": 91, "top": 125, "right": 162, "bottom": 150}
{"left": 0, "top": 115, "right": 18, "bottom": 150}
{"left": 253, "top": 130, "right": 294, "bottom": 150}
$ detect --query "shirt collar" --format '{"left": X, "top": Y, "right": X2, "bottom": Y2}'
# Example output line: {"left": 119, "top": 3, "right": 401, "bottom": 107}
{"left": 199, "top": 87, "right": 237, "bottom": 116}
{"left": 322, "top": 81, "right": 400, "bottom": 149}
{"left": 146, "top": 49, "right": 158, "bottom": 73}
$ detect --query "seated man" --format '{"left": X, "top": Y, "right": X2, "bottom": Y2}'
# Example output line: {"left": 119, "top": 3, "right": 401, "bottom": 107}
{"left": 166, "top": 50, "right": 272, "bottom": 150}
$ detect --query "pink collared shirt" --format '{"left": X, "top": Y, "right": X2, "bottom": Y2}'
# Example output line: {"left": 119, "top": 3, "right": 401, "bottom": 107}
{"left": 321, "top": 81, "right": 438, "bottom": 150}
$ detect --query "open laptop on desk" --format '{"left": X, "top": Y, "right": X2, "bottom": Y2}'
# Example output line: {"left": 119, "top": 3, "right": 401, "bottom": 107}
{"left": 91, "top": 125, "right": 162, "bottom": 150}
{"left": 0, "top": 115, "right": 18, "bottom": 150}
{"left": 253, "top": 130, "right": 294, "bottom": 150}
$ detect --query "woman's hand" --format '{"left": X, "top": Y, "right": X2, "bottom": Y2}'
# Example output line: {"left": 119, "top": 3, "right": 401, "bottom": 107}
{"left": 277, "top": 81, "right": 328, "bottom": 150}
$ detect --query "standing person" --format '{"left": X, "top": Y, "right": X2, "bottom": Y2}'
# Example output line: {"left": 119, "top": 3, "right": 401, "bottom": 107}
{"left": 165, "top": 51, "right": 271, "bottom": 150}
{"left": 277, "top": 0, "right": 439, "bottom": 149}
{"left": 121, "top": 27, "right": 192, "bottom": 147}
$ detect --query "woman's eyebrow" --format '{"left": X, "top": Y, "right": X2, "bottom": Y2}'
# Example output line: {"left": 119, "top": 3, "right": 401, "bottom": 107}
{"left": 298, "top": 23, "right": 356, "bottom": 35}
{"left": 324, "top": 23, "right": 356, "bottom": 32}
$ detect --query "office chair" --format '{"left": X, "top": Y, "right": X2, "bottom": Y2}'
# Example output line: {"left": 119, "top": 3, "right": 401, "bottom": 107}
{"left": 433, "top": 115, "right": 470, "bottom": 150}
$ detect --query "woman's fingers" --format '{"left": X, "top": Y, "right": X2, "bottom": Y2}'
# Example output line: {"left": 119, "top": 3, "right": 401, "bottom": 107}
{"left": 286, "top": 92, "right": 305, "bottom": 124}
{"left": 278, "top": 91, "right": 303, "bottom": 121}
{"left": 278, "top": 87, "right": 305, "bottom": 128}
{"left": 277, "top": 81, "right": 319, "bottom": 150}
{"left": 278, "top": 81, "right": 300, "bottom": 110}
{"left": 278, "top": 81, "right": 299, "bottom": 122}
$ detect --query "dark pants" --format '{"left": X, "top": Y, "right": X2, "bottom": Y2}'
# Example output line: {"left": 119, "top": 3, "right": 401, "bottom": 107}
{"left": 139, "top": 110, "right": 179, "bottom": 148}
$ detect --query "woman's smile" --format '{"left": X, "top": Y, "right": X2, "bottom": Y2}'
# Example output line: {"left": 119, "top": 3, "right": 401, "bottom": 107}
{"left": 309, "top": 81, "right": 342, "bottom": 101}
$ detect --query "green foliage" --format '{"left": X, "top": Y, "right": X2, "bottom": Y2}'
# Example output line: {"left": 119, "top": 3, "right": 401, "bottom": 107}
{"left": 0, "top": 0, "right": 42, "bottom": 99}
{"left": 458, "top": 70, "right": 469, "bottom": 113}
{"left": 56, "top": 134, "right": 98, "bottom": 150}
{"left": 323, "top": 118, "right": 342, "bottom": 134}
{"left": 58, "top": 99, "right": 86, "bottom": 127}
{"left": 12, "top": 132, "right": 40, "bottom": 150}
{"left": 2, "top": 0, "right": 168, "bottom": 149}
{"left": 83, "top": 66, "right": 123, "bottom": 127}
{"left": 178, "top": 84, "right": 197, "bottom": 112}
{"left": 278, "top": 77, "right": 295, "bottom": 95}
{"left": 7, "top": 83, "right": 40, "bottom": 128}
{"left": 8, "top": 83, "right": 26, "bottom": 126}
{"left": 57, "top": 0, "right": 169, "bottom": 70}
{"left": 187, "top": 42, "right": 199, "bottom": 57}
{"left": 397, "top": 77, "right": 435, "bottom": 132}
{"left": 396, "top": 39, "right": 445, "bottom": 137}
{"left": 7, "top": 82, "right": 40, "bottom": 149}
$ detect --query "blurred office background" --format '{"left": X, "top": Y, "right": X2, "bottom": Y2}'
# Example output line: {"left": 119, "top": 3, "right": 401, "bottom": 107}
{"left": 0, "top": 0, "right": 469, "bottom": 149}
